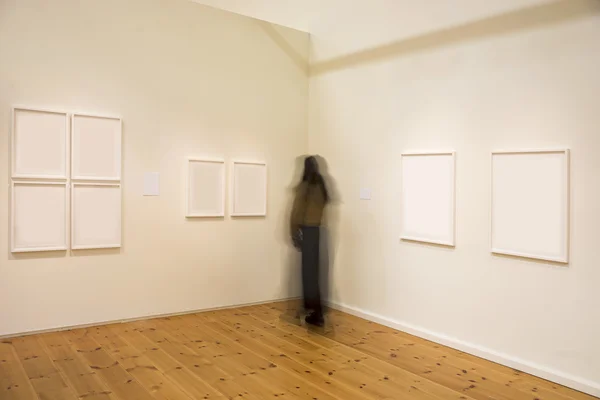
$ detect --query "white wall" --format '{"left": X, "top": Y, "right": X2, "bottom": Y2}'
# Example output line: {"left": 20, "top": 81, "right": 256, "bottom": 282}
{"left": 309, "top": 0, "right": 600, "bottom": 395}
{"left": 0, "top": 0, "right": 308, "bottom": 336}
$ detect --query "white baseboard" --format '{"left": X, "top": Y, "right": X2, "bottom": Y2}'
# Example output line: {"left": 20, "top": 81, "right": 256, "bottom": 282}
{"left": 327, "top": 301, "right": 600, "bottom": 398}
{"left": 0, "top": 297, "right": 297, "bottom": 340}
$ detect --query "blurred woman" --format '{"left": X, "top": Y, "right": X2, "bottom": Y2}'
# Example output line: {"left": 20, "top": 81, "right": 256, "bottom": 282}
{"left": 290, "top": 156, "right": 330, "bottom": 327}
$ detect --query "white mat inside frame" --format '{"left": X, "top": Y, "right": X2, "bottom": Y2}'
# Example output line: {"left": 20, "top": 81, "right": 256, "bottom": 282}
{"left": 400, "top": 151, "right": 456, "bottom": 246}
{"left": 491, "top": 149, "right": 570, "bottom": 263}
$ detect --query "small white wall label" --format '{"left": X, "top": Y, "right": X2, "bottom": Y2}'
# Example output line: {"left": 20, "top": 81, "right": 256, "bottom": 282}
{"left": 143, "top": 172, "right": 160, "bottom": 196}
{"left": 360, "top": 188, "right": 372, "bottom": 200}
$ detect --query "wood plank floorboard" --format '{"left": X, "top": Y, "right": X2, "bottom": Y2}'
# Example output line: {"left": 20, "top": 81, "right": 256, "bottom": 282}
{"left": 1, "top": 301, "right": 597, "bottom": 400}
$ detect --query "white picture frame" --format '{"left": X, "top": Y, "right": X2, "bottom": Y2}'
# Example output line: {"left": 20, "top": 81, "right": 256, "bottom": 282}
{"left": 186, "top": 158, "right": 226, "bottom": 218}
{"left": 491, "top": 149, "right": 570, "bottom": 263}
{"left": 231, "top": 161, "right": 267, "bottom": 217}
{"left": 71, "top": 113, "right": 122, "bottom": 181}
{"left": 400, "top": 151, "right": 456, "bottom": 247}
{"left": 71, "top": 183, "right": 122, "bottom": 250}
{"left": 11, "top": 107, "right": 69, "bottom": 180}
{"left": 11, "top": 181, "right": 69, "bottom": 253}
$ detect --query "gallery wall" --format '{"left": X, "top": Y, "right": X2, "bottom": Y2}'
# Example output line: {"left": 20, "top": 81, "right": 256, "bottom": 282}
{"left": 0, "top": 0, "right": 309, "bottom": 335}
{"left": 308, "top": 0, "right": 600, "bottom": 395}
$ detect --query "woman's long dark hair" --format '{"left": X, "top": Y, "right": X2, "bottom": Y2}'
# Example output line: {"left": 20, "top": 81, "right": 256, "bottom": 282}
{"left": 301, "top": 156, "right": 330, "bottom": 203}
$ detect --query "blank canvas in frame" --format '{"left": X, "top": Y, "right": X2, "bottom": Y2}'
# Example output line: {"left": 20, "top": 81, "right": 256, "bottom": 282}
{"left": 232, "top": 162, "right": 267, "bottom": 217}
{"left": 12, "top": 108, "right": 68, "bottom": 179}
{"left": 401, "top": 152, "right": 455, "bottom": 246}
{"left": 11, "top": 182, "right": 68, "bottom": 252}
{"left": 72, "top": 114, "right": 122, "bottom": 180}
{"left": 186, "top": 159, "right": 226, "bottom": 217}
{"left": 72, "top": 184, "right": 122, "bottom": 250}
{"left": 491, "top": 150, "right": 569, "bottom": 263}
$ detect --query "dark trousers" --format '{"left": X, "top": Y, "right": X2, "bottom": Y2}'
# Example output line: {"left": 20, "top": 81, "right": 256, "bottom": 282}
{"left": 301, "top": 226, "right": 322, "bottom": 317}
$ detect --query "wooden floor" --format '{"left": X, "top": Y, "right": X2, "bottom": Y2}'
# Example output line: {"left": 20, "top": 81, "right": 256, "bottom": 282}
{"left": 1, "top": 301, "right": 596, "bottom": 400}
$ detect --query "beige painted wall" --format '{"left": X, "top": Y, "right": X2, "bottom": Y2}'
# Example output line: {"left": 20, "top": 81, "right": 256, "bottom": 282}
{"left": 308, "top": 0, "right": 600, "bottom": 395}
{"left": 0, "top": 0, "right": 308, "bottom": 335}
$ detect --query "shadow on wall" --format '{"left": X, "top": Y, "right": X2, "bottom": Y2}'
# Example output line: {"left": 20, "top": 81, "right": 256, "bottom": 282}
{"left": 315, "top": 155, "right": 341, "bottom": 304}
{"left": 310, "top": 0, "right": 600, "bottom": 76}
{"left": 256, "top": 20, "right": 309, "bottom": 76}
{"left": 280, "top": 155, "right": 308, "bottom": 300}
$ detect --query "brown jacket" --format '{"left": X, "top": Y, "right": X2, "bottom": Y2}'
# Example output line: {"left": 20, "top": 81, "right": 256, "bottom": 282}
{"left": 290, "top": 181, "right": 326, "bottom": 235}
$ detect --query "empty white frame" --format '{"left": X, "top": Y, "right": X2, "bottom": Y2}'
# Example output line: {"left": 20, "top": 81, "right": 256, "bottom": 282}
{"left": 12, "top": 107, "right": 69, "bottom": 179}
{"left": 186, "top": 159, "right": 226, "bottom": 217}
{"left": 72, "top": 183, "right": 122, "bottom": 250}
{"left": 231, "top": 161, "right": 267, "bottom": 217}
{"left": 11, "top": 182, "right": 68, "bottom": 252}
{"left": 400, "top": 152, "right": 456, "bottom": 246}
{"left": 491, "top": 149, "right": 570, "bottom": 263}
{"left": 72, "top": 114, "right": 122, "bottom": 181}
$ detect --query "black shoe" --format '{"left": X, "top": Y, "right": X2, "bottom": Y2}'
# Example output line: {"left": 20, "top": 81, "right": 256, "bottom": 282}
{"left": 305, "top": 313, "right": 324, "bottom": 327}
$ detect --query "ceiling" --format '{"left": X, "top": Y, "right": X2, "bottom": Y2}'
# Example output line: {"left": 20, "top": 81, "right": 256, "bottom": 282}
{"left": 191, "top": 0, "right": 553, "bottom": 60}
{"left": 190, "top": 0, "right": 324, "bottom": 33}
{"left": 191, "top": 0, "right": 552, "bottom": 34}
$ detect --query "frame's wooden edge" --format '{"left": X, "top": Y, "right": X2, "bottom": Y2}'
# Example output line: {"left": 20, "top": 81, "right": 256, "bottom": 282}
{"left": 564, "top": 150, "right": 571, "bottom": 262}
{"left": 71, "top": 176, "right": 121, "bottom": 182}
{"left": 401, "top": 151, "right": 455, "bottom": 156}
{"left": 491, "top": 248, "right": 569, "bottom": 264}
{"left": 11, "top": 175, "right": 69, "bottom": 181}
{"left": 400, "top": 235, "right": 455, "bottom": 247}
{"left": 12, "top": 106, "right": 69, "bottom": 115}
{"left": 12, "top": 181, "right": 68, "bottom": 186}
{"left": 71, "top": 244, "right": 121, "bottom": 250}
{"left": 232, "top": 160, "right": 268, "bottom": 166}
{"left": 185, "top": 214, "right": 226, "bottom": 218}
{"left": 71, "top": 182, "right": 121, "bottom": 187}
{"left": 492, "top": 148, "right": 569, "bottom": 155}
{"left": 188, "top": 158, "right": 226, "bottom": 163}
{"left": 12, "top": 175, "right": 69, "bottom": 181}
{"left": 11, "top": 246, "right": 68, "bottom": 253}
{"left": 72, "top": 112, "right": 121, "bottom": 121}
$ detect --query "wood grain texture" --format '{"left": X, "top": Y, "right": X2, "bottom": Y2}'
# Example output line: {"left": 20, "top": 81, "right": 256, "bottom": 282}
{"left": 1, "top": 301, "right": 596, "bottom": 400}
